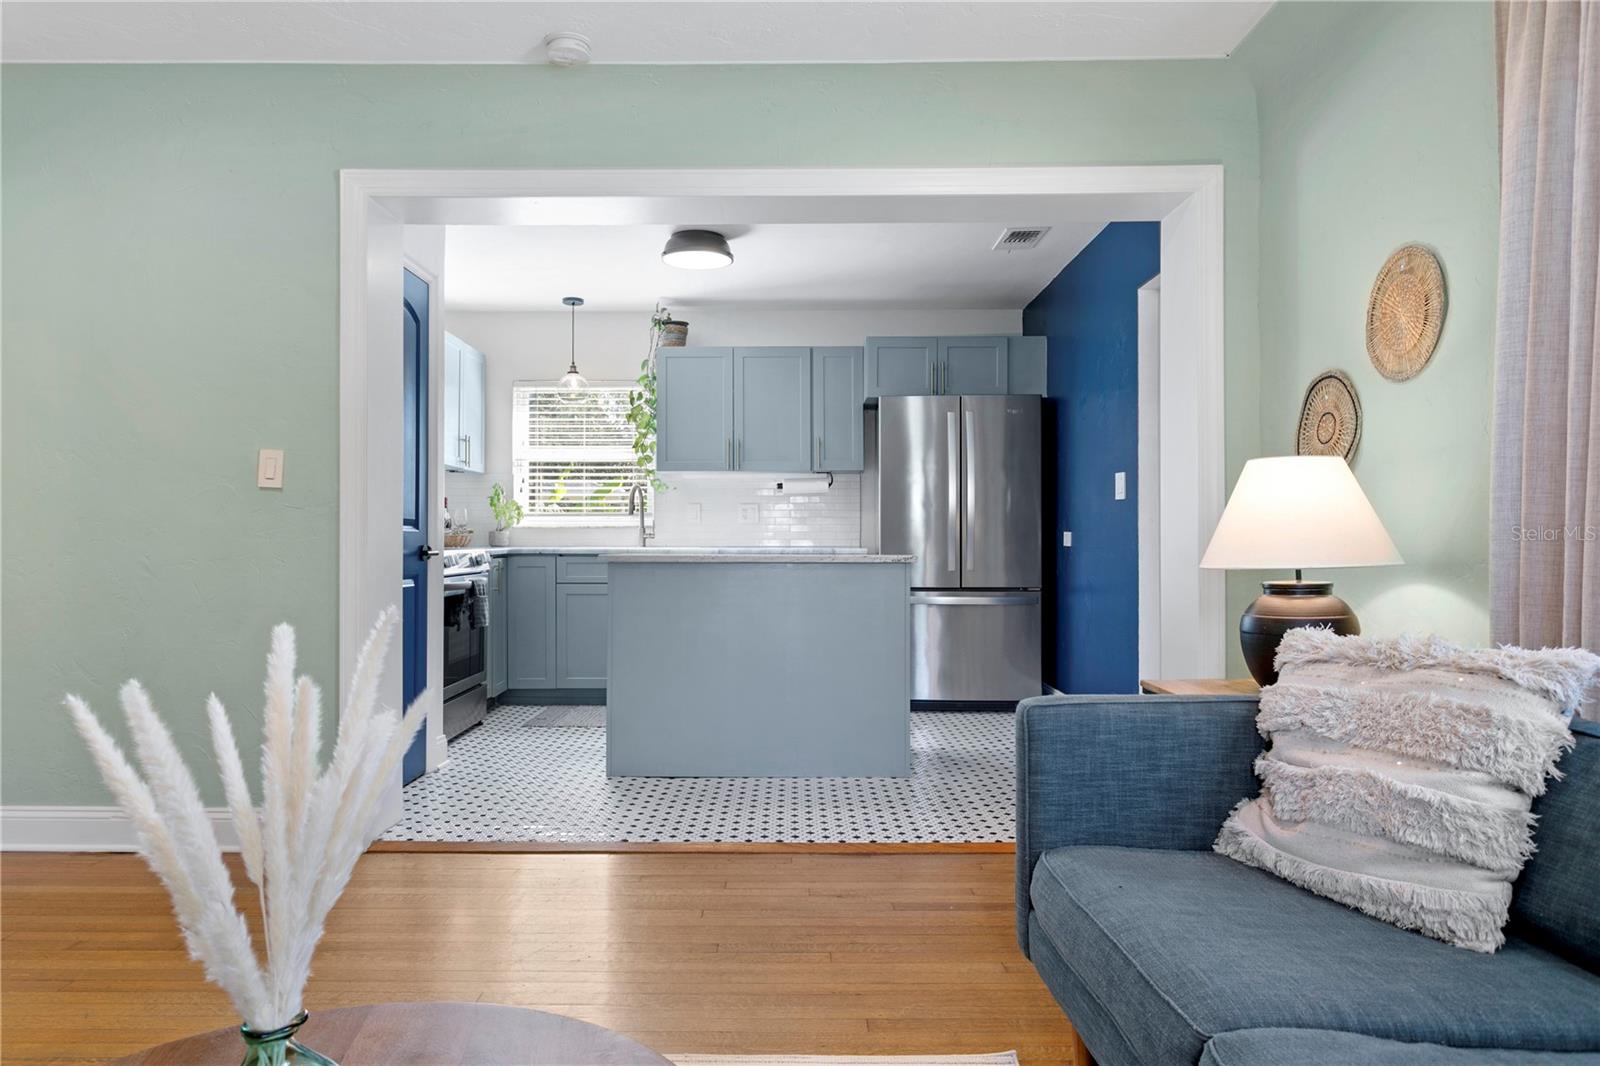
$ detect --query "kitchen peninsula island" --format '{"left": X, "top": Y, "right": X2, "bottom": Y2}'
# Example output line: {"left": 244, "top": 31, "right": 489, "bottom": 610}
{"left": 604, "top": 552, "right": 913, "bottom": 777}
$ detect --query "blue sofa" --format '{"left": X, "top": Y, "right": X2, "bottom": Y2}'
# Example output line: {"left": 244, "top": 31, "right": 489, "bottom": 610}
{"left": 1015, "top": 695, "right": 1600, "bottom": 1066}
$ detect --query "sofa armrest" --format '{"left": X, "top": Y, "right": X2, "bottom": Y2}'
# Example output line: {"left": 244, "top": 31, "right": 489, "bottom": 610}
{"left": 1015, "top": 694, "right": 1263, "bottom": 956}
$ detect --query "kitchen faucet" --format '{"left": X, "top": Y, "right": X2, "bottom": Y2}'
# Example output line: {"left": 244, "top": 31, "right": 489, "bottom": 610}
{"left": 627, "top": 484, "right": 654, "bottom": 547}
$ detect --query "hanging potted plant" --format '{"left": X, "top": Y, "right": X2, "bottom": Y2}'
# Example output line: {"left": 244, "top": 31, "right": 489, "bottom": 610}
{"left": 652, "top": 303, "right": 688, "bottom": 348}
{"left": 627, "top": 310, "right": 670, "bottom": 493}
{"left": 487, "top": 483, "right": 523, "bottom": 547}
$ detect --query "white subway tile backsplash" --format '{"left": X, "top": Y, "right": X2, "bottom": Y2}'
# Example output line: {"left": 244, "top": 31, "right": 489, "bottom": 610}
{"left": 443, "top": 469, "right": 862, "bottom": 548}
{"left": 652, "top": 472, "right": 862, "bottom": 547}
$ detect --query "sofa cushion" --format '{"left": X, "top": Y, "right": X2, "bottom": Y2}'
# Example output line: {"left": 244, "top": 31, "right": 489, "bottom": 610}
{"left": 1026, "top": 913, "right": 1147, "bottom": 1066}
{"left": 1513, "top": 727, "right": 1600, "bottom": 970}
{"left": 1029, "top": 846, "right": 1600, "bottom": 1065}
{"left": 1201, "top": 1030, "right": 1600, "bottom": 1066}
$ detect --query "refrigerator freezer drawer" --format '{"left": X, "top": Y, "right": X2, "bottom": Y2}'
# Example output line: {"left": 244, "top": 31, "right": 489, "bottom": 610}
{"left": 909, "top": 591, "right": 1041, "bottom": 702}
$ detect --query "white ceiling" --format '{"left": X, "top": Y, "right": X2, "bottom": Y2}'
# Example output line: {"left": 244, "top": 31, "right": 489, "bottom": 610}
{"left": 2, "top": 1, "right": 1274, "bottom": 64}
{"left": 443, "top": 221, "right": 1105, "bottom": 311}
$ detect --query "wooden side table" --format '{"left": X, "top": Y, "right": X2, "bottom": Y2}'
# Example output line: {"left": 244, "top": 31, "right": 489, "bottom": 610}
{"left": 109, "top": 1002, "right": 672, "bottom": 1065}
{"left": 1139, "top": 678, "right": 1261, "bottom": 697}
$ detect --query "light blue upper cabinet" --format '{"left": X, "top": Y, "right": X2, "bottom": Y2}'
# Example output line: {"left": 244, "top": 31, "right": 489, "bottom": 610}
{"left": 1007, "top": 335, "right": 1048, "bottom": 395}
{"left": 865, "top": 336, "right": 938, "bottom": 398}
{"left": 733, "top": 347, "right": 812, "bottom": 472}
{"left": 656, "top": 347, "right": 734, "bottom": 471}
{"left": 812, "top": 346, "right": 865, "bottom": 472}
{"left": 939, "top": 336, "right": 1009, "bottom": 395}
{"left": 457, "top": 342, "right": 486, "bottom": 473}
{"left": 443, "top": 331, "right": 486, "bottom": 473}
{"left": 443, "top": 334, "right": 462, "bottom": 470}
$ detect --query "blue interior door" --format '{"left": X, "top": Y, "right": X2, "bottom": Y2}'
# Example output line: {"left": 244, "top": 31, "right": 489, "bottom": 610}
{"left": 401, "top": 269, "right": 430, "bottom": 784}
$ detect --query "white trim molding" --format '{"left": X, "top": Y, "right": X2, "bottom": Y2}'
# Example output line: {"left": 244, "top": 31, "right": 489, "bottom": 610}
{"left": 2, "top": 806, "right": 240, "bottom": 852}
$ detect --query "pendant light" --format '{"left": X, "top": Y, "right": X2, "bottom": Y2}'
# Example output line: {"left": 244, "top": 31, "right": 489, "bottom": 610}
{"left": 662, "top": 229, "right": 734, "bottom": 270}
{"left": 557, "top": 296, "right": 588, "bottom": 400}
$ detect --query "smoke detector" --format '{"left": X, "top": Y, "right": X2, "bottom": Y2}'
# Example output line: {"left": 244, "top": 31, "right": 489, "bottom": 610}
{"left": 544, "top": 31, "right": 592, "bottom": 66}
{"left": 993, "top": 226, "right": 1051, "bottom": 252}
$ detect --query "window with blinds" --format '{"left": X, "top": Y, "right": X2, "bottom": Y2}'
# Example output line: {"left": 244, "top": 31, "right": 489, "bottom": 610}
{"left": 511, "top": 382, "right": 651, "bottom": 525}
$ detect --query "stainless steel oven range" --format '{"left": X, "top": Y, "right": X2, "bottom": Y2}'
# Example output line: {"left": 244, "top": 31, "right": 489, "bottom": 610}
{"left": 441, "top": 548, "right": 490, "bottom": 741}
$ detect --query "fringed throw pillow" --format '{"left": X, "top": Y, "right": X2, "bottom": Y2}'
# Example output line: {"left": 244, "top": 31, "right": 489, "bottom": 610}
{"left": 1215, "top": 629, "right": 1600, "bottom": 953}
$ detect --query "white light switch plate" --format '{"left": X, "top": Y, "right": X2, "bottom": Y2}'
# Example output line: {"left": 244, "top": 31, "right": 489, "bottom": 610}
{"left": 1063, "top": 531, "right": 1072, "bottom": 547}
{"left": 739, "top": 503, "right": 759, "bottom": 524}
{"left": 1114, "top": 471, "right": 1126, "bottom": 500}
{"left": 257, "top": 448, "right": 284, "bottom": 489}
{"left": 686, "top": 502, "right": 702, "bottom": 523}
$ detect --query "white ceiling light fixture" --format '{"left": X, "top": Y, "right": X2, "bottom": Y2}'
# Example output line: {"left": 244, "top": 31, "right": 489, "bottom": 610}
{"left": 543, "top": 31, "right": 591, "bottom": 66}
{"left": 662, "top": 229, "right": 734, "bottom": 270}
{"left": 557, "top": 296, "right": 589, "bottom": 399}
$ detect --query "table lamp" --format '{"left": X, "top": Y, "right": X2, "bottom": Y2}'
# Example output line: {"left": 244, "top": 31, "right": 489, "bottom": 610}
{"left": 1201, "top": 456, "right": 1402, "bottom": 685}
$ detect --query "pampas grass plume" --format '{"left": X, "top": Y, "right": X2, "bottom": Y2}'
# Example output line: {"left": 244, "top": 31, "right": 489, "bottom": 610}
{"left": 66, "top": 608, "right": 415, "bottom": 1032}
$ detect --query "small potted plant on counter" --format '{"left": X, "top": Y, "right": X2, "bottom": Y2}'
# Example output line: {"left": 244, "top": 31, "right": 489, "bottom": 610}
{"left": 487, "top": 483, "right": 523, "bottom": 547}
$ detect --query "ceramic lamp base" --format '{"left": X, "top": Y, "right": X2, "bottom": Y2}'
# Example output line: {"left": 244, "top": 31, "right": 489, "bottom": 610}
{"left": 1240, "top": 580, "right": 1359, "bottom": 686}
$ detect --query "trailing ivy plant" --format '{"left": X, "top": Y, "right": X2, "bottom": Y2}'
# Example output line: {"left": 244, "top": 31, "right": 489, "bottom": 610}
{"left": 627, "top": 305, "right": 673, "bottom": 494}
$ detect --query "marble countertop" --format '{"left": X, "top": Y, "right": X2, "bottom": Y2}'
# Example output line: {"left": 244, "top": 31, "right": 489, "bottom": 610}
{"left": 603, "top": 552, "right": 913, "bottom": 564}
{"left": 485, "top": 545, "right": 870, "bottom": 557}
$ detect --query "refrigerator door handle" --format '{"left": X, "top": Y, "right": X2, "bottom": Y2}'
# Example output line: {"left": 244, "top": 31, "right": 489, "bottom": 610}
{"left": 909, "top": 592, "right": 1040, "bottom": 607}
{"left": 945, "top": 410, "right": 959, "bottom": 573}
{"left": 963, "top": 409, "right": 976, "bottom": 571}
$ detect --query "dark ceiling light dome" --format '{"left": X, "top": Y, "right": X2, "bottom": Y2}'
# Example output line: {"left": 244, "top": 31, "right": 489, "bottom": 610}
{"left": 662, "top": 229, "right": 733, "bottom": 270}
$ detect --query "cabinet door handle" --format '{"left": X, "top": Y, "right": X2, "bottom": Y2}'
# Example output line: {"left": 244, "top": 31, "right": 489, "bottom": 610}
{"left": 737, "top": 438, "right": 742, "bottom": 468}
{"left": 726, "top": 438, "right": 732, "bottom": 469}
{"left": 927, "top": 362, "right": 933, "bottom": 393}
{"left": 815, "top": 435, "right": 822, "bottom": 470}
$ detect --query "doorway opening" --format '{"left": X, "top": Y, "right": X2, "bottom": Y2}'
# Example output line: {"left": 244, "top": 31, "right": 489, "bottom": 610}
{"left": 342, "top": 167, "right": 1228, "bottom": 844}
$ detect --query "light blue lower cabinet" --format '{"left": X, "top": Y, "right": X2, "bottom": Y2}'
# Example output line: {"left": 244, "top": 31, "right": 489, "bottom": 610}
{"left": 505, "top": 555, "right": 557, "bottom": 689}
{"left": 557, "top": 584, "right": 610, "bottom": 688}
{"left": 488, "top": 557, "right": 508, "bottom": 698}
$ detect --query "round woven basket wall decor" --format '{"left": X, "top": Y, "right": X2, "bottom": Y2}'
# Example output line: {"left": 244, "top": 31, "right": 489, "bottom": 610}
{"left": 1297, "top": 369, "right": 1362, "bottom": 461}
{"left": 1366, "top": 243, "right": 1446, "bottom": 381}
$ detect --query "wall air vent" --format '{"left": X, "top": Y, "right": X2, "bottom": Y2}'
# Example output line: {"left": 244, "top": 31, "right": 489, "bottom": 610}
{"left": 992, "top": 226, "right": 1051, "bottom": 252}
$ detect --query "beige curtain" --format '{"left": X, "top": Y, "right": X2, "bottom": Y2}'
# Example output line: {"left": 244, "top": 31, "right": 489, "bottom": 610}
{"left": 1491, "top": 1, "right": 1600, "bottom": 712}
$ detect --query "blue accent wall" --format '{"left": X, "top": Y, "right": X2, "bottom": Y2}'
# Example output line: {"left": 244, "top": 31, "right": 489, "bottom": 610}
{"left": 1023, "top": 223, "right": 1159, "bottom": 694}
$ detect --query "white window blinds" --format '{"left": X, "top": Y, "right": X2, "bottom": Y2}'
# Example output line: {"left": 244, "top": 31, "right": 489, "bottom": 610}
{"left": 511, "top": 383, "right": 650, "bottom": 523}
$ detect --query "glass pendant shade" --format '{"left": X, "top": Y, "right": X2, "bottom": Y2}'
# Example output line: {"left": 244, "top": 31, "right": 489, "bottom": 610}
{"left": 557, "top": 296, "right": 588, "bottom": 400}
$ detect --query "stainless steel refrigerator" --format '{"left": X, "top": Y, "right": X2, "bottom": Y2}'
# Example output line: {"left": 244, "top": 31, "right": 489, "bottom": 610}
{"left": 875, "top": 395, "right": 1042, "bottom": 703}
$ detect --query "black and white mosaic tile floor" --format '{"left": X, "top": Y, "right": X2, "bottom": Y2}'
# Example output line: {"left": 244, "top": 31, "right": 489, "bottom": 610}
{"left": 383, "top": 704, "right": 1015, "bottom": 844}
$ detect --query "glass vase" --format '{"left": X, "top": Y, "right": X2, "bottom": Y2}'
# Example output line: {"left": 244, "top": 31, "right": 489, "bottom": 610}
{"left": 239, "top": 1011, "right": 339, "bottom": 1066}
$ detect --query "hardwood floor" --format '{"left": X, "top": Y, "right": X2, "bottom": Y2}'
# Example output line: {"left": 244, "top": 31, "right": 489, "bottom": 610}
{"left": 1, "top": 851, "right": 1085, "bottom": 1065}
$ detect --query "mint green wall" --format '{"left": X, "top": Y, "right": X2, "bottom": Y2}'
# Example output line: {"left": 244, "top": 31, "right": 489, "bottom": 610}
{"left": 1233, "top": 2, "right": 1499, "bottom": 660}
{"left": 2, "top": 62, "right": 1261, "bottom": 804}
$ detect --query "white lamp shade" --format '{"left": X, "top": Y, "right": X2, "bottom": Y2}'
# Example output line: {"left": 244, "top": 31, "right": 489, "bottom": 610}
{"left": 1200, "top": 456, "right": 1402, "bottom": 570}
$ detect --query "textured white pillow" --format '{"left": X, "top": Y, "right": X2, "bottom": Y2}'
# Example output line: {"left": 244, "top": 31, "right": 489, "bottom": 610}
{"left": 1215, "top": 629, "right": 1600, "bottom": 952}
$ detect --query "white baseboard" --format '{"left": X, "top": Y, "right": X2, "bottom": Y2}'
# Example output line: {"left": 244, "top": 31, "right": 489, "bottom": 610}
{"left": 1, "top": 805, "right": 241, "bottom": 852}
